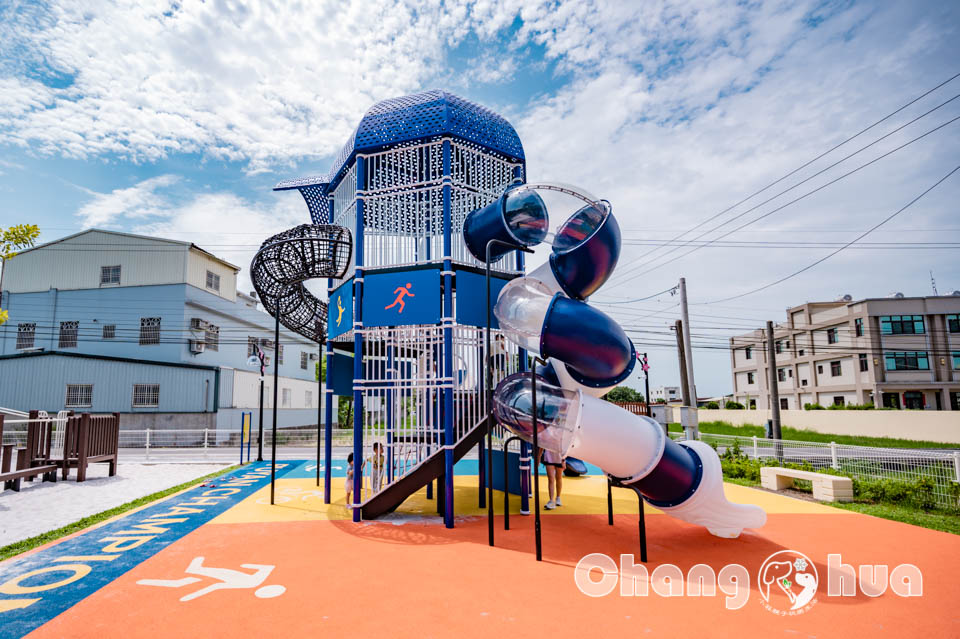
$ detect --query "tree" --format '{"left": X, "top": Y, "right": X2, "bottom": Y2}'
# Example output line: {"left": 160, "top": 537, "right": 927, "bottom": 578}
{"left": 602, "top": 386, "right": 644, "bottom": 403}
{"left": 0, "top": 224, "right": 40, "bottom": 326}
{"left": 315, "top": 356, "right": 327, "bottom": 383}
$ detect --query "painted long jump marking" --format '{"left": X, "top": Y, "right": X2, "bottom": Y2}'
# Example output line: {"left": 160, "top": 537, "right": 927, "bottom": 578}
{"left": 0, "top": 461, "right": 299, "bottom": 639}
{"left": 137, "top": 556, "right": 285, "bottom": 601}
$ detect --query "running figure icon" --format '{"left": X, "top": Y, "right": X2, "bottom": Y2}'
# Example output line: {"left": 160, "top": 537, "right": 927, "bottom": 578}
{"left": 336, "top": 295, "right": 345, "bottom": 326}
{"left": 137, "top": 556, "right": 286, "bottom": 602}
{"left": 384, "top": 283, "right": 414, "bottom": 314}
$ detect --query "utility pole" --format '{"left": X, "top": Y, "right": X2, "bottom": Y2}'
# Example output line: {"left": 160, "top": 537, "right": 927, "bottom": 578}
{"left": 674, "top": 320, "right": 696, "bottom": 439}
{"left": 765, "top": 321, "right": 782, "bottom": 439}
{"left": 678, "top": 278, "right": 697, "bottom": 404}
{"left": 678, "top": 278, "right": 699, "bottom": 439}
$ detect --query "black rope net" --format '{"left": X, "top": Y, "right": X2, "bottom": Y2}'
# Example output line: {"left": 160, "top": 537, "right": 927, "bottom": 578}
{"left": 251, "top": 224, "right": 353, "bottom": 343}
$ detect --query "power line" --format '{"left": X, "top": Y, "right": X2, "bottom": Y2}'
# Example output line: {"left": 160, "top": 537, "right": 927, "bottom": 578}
{"left": 603, "top": 70, "right": 960, "bottom": 281}
{"left": 606, "top": 113, "right": 960, "bottom": 286}
{"left": 605, "top": 102, "right": 960, "bottom": 288}
{"left": 704, "top": 165, "right": 960, "bottom": 304}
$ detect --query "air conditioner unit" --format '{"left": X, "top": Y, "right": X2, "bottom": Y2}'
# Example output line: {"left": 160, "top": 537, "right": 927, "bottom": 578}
{"left": 309, "top": 353, "right": 319, "bottom": 361}
{"left": 189, "top": 340, "right": 206, "bottom": 354}
{"left": 190, "top": 318, "right": 210, "bottom": 331}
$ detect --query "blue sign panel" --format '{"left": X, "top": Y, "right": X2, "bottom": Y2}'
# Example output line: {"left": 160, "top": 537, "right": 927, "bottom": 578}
{"left": 363, "top": 269, "right": 442, "bottom": 328}
{"left": 455, "top": 270, "right": 512, "bottom": 328}
{"left": 329, "top": 351, "right": 354, "bottom": 396}
{"left": 328, "top": 279, "right": 353, "bottom": 340}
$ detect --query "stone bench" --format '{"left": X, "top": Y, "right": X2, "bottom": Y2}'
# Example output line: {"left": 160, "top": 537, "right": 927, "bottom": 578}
{"left": 760, "top": 466, "right": 853, "bottom": 502}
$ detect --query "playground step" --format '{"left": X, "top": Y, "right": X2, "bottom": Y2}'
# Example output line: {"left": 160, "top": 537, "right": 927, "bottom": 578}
{"left": 359, "top": 418, "right": 488, "bottom": 519}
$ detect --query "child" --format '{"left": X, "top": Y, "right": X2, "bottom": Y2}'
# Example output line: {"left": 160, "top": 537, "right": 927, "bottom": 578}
{"left": 539, "top": 448, "right": 566, "bottom": 510}
{"left": 369, "top": 442, "right": 385, "bottom": 492}
{"left": 345, "top": 452, "right": 354, "bottom": 507}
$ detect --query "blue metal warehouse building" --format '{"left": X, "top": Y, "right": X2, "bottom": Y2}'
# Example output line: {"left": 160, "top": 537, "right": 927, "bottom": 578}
{"left": 0, "top": 229, "right": 331, "bottom": 431}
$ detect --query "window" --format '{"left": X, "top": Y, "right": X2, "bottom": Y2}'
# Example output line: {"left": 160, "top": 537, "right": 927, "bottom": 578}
{"left": 882, "top": 392, "right": 901, "bottom": 409}
{"left": 102, "top": 324, "right": 116, "bottom": 339}
{"left": 100, "top": 265, "right": 121, "bottom": 285}
{"left": 817, "top": 364, "right": 823, "bottom": 374}
{"left": 205, "top": 324, "right": 219, "bottom": 351}
{"left": 65, "top": 384, "right": 93, "bottom": 408}
{"left": 830, "top": 361, "right": 842, "bottom": 377}
{"left": 859, "top": 353, "right": 868, "bottom": 372}
{"left": 798, "top": 348, "right": 805, "bottom": 356}
{"left": 952, "top": 352, "right": 960, "bottom": 370}
{"left": 775, "top": 340, "right": 782, "bottom": 354}
{"left": 749, "top": 399, "right": 757, "bottom": 409}
{"left": 281, "top": 388, "right": 291, "bottom": 408}
{"left": 832, "top": 396, "right": 845, "bottom": 407}
{"left": 884, "top": 351, "right": 930, "bottom": 371}
{"left": 854, "top": 318, "right": 863, "bottom": 337}
{"left": 278, "top": 344, "right": 284, "bottom": 365}
{"left": 139, "top": 317, "right": 161, "bottom": 345}
{"left": 58, "top": 321, "right": 78, "bottom": 348}
{"left": 205, "top": 270, "right": 221, "bottom": 292}
{"left": 780, "top": 398, "right": 788, "bottom": 410}
{"left": 801, "top": 379, "right": 808, "bottom": 386}
{"left": 305, "top": 390, "right": 313, "bottom": 408}
{"left": 746, "top": 372, "right": 755, "bottom": 384}
{"left": 826, "top": 328, "right": 838, "bottom": 344}
{"left": 16, "top": 322, "right": 36, "bottom": 349}
{"left": 301, "top": 352, "right": 308, "bottom": 370}
{"left": 777, "top": 368, "right": 786, "bottom": 382}
{"left": 948, "top": 315, "right": 960, "bottom": 333}
{"left": 132, "top": 384, "right": 160, "bottom": 407}
{"left": 744, "top": 347, "right": 752, "bottom": 360}
{"left": 788, "top": 369, "right": 793, "bottom": 378}
{"left": 880, "top": 315, "right": 924, "bottom": 335}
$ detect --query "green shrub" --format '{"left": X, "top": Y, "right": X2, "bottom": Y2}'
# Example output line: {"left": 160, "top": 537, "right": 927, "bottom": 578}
{"left": 911, "top": 478, "right": 937, "bottom": 510}
{"left": 845, "top": 403, "right": 875, "bottom": 410}
{"left": 804, "top": 403, "right": 825, "bottom": 410}
{"left": 724, "top": 401, "right": 745, "bottom": 410}
{"left": 704, "top": 401, "right": 720, "bottom": 409}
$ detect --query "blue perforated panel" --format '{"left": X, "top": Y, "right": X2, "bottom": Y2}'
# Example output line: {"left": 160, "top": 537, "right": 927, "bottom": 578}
{"left": 275, "top": 90, "right": 525, "bottom": 195}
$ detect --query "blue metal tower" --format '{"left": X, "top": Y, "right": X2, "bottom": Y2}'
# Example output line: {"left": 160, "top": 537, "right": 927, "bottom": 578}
{"left": 275, "top": 90, "right": 527, "bottom": 526}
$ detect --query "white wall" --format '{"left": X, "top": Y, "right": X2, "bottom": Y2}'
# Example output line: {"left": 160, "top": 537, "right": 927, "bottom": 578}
{"left": 697, "top": 408, "right": 960, "bottom": 444}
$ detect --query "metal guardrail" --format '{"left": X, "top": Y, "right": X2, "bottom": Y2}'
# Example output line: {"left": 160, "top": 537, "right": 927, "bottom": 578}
{"left": 671, "top": 431, "right": 960, "bottom": 507}
{"left": 4, "top": 424, "right": 958, "bottom": 506}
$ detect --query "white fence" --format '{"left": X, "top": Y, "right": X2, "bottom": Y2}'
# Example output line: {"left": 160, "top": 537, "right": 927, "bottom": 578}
{"left": 672, "top": 431, "right": 960, "bottom": 508}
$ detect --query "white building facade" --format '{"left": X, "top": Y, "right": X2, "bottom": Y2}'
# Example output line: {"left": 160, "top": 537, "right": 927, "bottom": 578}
{"left": 730, "top": 295, "right": 960, "bottom": 411}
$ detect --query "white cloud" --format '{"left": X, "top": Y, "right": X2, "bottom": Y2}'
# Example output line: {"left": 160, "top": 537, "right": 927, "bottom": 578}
{"left": 76, "top": 174, "right": 181, "bottom": 228}
{"left": 7, "top": 0, "right": 960, "bottom": 394}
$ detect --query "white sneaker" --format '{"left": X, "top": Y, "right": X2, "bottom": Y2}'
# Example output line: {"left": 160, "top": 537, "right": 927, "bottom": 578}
{"left": 544, "top": 500, "right": 556, "bottom": 510}
{"left": 555, "top": 497, "right": 562, "bottom": 507}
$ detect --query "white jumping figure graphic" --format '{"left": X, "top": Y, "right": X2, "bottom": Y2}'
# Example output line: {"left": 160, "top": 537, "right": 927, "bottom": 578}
{"left": 137, "top": 556, "right": 286, "bottom": 601}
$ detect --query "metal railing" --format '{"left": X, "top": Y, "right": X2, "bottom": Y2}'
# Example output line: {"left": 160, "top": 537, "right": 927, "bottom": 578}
{"left": 672, "top": 431, "right": 960, "bottom": 508}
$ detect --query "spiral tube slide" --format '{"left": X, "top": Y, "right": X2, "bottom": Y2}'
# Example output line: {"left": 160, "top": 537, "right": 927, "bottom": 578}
{"left": 466, "top": 187, "right": 766, "bottom": 538}
{"left": 250, "top": 224, "right": 353, "bottom": 342}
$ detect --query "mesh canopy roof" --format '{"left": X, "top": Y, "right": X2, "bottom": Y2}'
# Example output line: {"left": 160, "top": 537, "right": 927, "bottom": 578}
{"left": 274, "top": 89, "right": 524, "bottom": 193}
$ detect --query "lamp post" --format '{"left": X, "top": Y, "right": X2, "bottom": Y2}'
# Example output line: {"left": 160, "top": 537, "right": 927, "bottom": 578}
{"left": 245, "top": 346, "right": 266, "bottom": 462}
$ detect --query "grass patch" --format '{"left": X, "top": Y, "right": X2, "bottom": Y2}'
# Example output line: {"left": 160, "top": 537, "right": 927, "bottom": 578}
{"left": 0, "top": 464, "right": 239, "bottom": 562}
{"left": 669, "top": 421, "right": 953, "bottom": 449}
{"left": 829, "top": 501, "right": 960, "bottom": 535}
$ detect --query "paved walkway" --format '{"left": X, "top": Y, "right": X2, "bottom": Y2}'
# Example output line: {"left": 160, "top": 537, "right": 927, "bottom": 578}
{"left": 0, "top": 463, "right": 229, "bottom": 547}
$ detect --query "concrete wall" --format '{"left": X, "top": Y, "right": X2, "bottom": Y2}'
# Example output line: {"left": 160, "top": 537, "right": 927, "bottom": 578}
{"left": 697, "top": 408, "right": 960, "bottom": 444}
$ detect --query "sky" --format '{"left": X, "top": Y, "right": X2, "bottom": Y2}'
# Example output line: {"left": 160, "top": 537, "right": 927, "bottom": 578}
{"left": 1, "top": 0, "right": 958, "bottom": 397}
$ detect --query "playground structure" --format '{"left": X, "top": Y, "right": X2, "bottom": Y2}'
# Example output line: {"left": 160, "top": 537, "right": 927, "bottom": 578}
{"left": 274, "top": 90, "right": 528, "bottom": 526}
{"left": 468, "top": 184, "right": 766, "bottom": 538}
{"left": 270, "top": 89, "right": 764, "bottom": 538}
